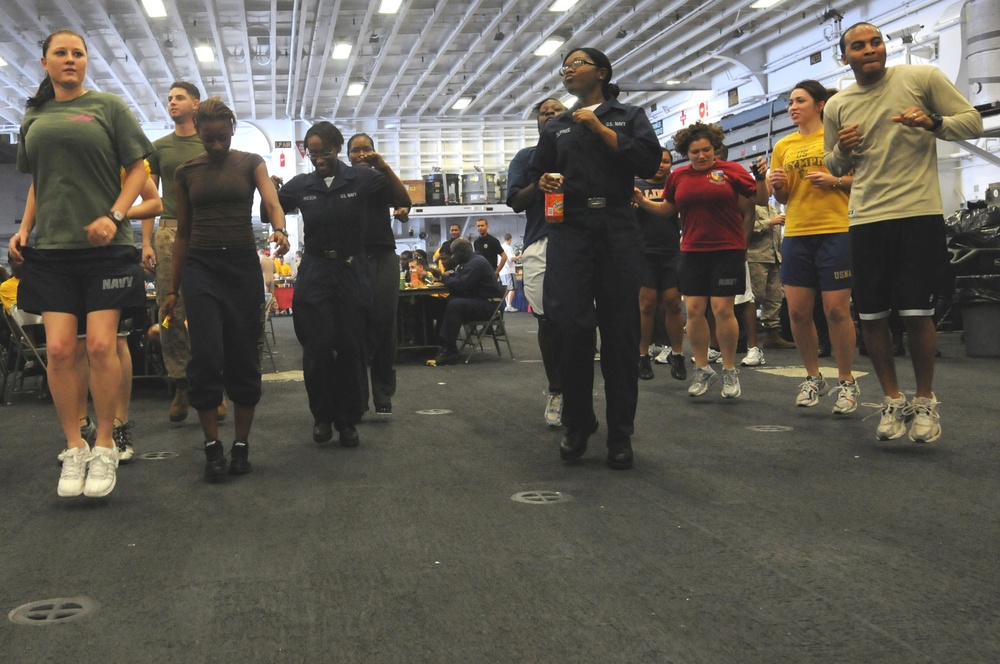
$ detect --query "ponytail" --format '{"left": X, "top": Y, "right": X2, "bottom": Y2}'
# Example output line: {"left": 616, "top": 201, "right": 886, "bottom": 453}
{"left": 26, "top": 75, "right": 55, "bottom": 110}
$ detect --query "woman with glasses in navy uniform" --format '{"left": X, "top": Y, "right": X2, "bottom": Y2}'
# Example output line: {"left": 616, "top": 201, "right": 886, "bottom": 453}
{"left": 272, "top": 122, "right": 410, "bottom": 448}
{"left": 530, "top": 47, "right": 661, "bottom": 470}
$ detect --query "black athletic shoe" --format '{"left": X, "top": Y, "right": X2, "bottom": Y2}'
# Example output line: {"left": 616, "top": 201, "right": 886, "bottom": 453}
{"left": 204, "top": 440, "right": 228, "bottom": 481}
{"left": 375, "top": 403, "right": 392, "bottom": 415}
{"left": 229, "top": 441, "right": 251, "bottom": 475}
{"left": 638, "top": 355, "right": 654, "bottom": 380}
{"left": 668, "top": 352, "right": 687, "bottom": 381}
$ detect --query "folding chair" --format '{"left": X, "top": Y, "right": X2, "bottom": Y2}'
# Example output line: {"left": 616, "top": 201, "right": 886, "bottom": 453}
{"left": 4, "top": 304, "right": 48, "bottom": 403}
{"left": 457, "top": 287, "right": 515, "bottom": 363}
{"left": 259, "top": 293, "right": 277, "bottom": 372}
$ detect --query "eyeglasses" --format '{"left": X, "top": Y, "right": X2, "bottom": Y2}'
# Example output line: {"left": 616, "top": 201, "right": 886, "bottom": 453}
{"left": 307, "top": 151, "right": 335, "bottom": 161}
{"left": 559, "top": 59, "right": 597, "bottom": 76}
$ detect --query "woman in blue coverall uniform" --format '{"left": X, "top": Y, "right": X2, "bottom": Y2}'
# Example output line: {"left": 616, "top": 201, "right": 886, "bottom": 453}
{"left": 531, "top": 47, "right": 661, "bottom": 470}
{"left": 274, "top": 122, "right": 409, "bottom": 447}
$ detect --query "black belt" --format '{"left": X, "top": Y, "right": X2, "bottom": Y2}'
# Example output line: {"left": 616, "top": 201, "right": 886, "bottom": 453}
{"left": 567, "top": 196, "right": 627, "bottom": 209}
{"left": 307, "top": 248, "right": 356, "bottom": 264}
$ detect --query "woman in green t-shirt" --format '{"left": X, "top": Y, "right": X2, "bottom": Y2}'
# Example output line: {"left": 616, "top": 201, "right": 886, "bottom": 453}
{"left": 9, "top": 29, "right": 153, "bottom": 500}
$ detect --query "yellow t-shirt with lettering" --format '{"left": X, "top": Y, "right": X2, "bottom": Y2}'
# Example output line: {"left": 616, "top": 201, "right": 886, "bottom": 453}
{"left": 771, "top": 129, "right": 848, "bottom": 237}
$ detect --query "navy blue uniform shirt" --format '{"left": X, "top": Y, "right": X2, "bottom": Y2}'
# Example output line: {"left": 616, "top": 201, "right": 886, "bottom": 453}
{"left": 528, "top": 98, "right": 661, "bottom": 218}
{"left": 506, "top": 145, "right": 547, "bottom": 249}
{"left": 443, "top": 254, "right": 502, "bottom": 300}
{"left": 277, "top": 162, "right": 387, "bottom": 256}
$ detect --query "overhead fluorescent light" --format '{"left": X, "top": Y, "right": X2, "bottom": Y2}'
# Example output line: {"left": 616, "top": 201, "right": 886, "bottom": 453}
{"left": 332, "top": 43, "right": 352, "bottom": 59}
{"left": 750, "top": 0, "right": 784, "bottom": 8}
{"left": 142, "top": 0, "right": 167, "bottom": 18}
{"left": 195, "top": 45, "right": 215, "bottom": 63}
{"left": 347, "top": 82, "right": 365, "bottom": 96}
{"left": 378, "top": 0, "right": 403, "bottom": 13}
{"left": 665, "top": 80, "right": 681, "bottom": 85}
{"left": 0, "top": 57, "right": 7, "bottom": 67}
{"left": 452, "top": 98, "right": 472, "bottom": 110}
{"left": 549, "top": 0, "right": 579, "bottom": 11}
{"left": 534, "top": 37, "right": 565, "bottom": 56}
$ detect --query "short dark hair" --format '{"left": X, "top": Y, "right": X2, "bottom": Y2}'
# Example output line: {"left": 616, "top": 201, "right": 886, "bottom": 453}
{"left": 193, "top": 97, "right": 236, "bottom": 130}
{"left": 347, "top": 132, "right": 374, "bottom": 152}
{"left": 532, "top": 97, "right": 565, "bottom": 115}
{"left": 451, "top": 237, "right": 474, "bottom": 263}
{"left": 304, "top": 121, "right": 345, "bottom": 151}
{"left": 840, "top": 22, "right": 880, "bottom": 54}
{"left": 169, "top": 81, "right": 201, "bottom": 100}
{"left": 673, "top": 122, "right": 725, "bottom": 156}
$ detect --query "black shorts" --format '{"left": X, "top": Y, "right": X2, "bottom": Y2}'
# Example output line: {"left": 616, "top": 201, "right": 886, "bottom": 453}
{"left": 678, "top": 249, "right": 746, "bottom": 297}
{"left": 641, "top": 253, "right": 680, "bottom": 291}
{"left": 18, "top": 245, "right": 146, "bottom": 320}
{"left": 849, "top": 215, "right": 948, "bottom": 319}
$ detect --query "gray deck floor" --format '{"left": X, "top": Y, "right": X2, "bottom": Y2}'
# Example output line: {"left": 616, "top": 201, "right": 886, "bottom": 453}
{"left": 1, "top": 312, "right": 997, "bottom": 663}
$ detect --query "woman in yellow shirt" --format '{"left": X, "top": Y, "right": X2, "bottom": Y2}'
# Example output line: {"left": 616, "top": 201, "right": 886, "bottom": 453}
{"left": 767, "top": 80, "right": 859, "bottom": 414}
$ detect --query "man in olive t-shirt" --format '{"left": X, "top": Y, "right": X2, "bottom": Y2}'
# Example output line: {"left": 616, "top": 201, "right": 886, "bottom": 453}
{"left": 147, "top": 82, "right": 204, "bottom": 422}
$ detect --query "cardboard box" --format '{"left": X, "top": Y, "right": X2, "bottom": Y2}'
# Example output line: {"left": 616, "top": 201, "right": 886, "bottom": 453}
{"left": 403, "top": 180, "right": 426, "bottom": 205}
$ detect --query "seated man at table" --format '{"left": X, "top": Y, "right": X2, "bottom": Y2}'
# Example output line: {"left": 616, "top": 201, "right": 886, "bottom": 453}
{"left": 428, "top": 237, "right": 503, "bottom": 365}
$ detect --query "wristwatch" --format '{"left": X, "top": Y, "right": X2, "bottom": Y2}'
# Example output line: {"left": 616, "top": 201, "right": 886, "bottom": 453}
{"left": 108, "top": 210, "right": 126, "bottom": 223}
{"left": 273, "top": 227, "right": 289, "bottom": 237}
{"left": 928, "top": 114, "right": 943, "bottom": 132}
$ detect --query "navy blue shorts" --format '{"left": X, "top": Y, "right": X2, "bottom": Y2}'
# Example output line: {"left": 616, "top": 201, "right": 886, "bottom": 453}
{"left": 678, "top": 250, "right": 746, "bottom": 297}
{"left": 780, "top": 233, "right": 853, "bottom": 291}
{"left": 17, "top": 245, "right": 145, "bottom": 320}
{"left": 849, "top": 215, "right": 948, "bottom": 319}
{"left": 641, "top": 253, "right": 679, "bottom": 291}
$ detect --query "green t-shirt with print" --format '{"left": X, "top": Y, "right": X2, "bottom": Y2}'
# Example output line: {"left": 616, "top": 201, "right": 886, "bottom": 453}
{"left": 148, "top": 132, "right": 204, "bottom": 220}
{"left": 17, "top": 91, "right": 152, "bottom": 249}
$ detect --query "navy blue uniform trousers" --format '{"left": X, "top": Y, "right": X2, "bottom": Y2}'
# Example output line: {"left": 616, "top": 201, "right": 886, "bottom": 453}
{"left": 365, "top": 248, "right": 399, "bottom": 409}
{"left": 293, "top": 254, "right": 372, "bottom": 426}
{"left": 544, "top": 209, "right": 642, "bottom": 444}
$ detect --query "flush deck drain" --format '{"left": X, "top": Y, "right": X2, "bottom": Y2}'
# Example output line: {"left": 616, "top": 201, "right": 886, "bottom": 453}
{"left": 747, "top": 425, "right": 793, "bottom": 433}
{"left": 416, "top": 409, "right": 452, "bottom": 415}
{"left": 9, "top": 597, "right": 99, "bottom": 626}
{"left": 511, "top": 490, "right": 571, "bottom": 505}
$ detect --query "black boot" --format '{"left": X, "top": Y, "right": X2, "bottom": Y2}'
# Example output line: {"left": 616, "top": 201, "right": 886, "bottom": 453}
{"left": 204, "top": 440, "right": 228, "bottom": 481}
{"left": 229, "top": 441, "right": 251, "bottom": 475}
{"left": 607, "top": 439, "right": 634, "bottom": 470}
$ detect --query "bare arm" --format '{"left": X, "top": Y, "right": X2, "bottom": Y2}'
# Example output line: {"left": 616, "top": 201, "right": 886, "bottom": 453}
{"left": 255, "top": 163, "right": 290, "bottom": 257}
{"left": 9, "top": 183, "right": 36, "bottom": 261}
{"left": 160, "top": 177, "right": 192, "bottom": 323}
{"left": 632, "top": 187, "right": 677, "bottom": 217}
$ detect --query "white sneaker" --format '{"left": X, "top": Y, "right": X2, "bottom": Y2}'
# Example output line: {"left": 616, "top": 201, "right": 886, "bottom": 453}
{"left": 544, "top": 392, "right": 563, "bottom": 427}
{"left": 831, "top": 380, "right": 860, "bottom": 415}
{"left": 708, "top": 348, "right": 722, "bottom": 364}
{"left": 721, "top": 367, "right": 741, "bottom": 398}
{"left": 653, "top": 346, "right": 672, "bottom": 364}
{"left": 740, "top": 346, "right": 765, "bottom": 366}
{"left": 688, "top": 366, "right": 718, "bottom": 397}
{"left": 875, "top": 395, "right": 908, "bottom": 441}
{"left": 796, "top": 376, "right": 828, "bottom": 407}
{"left": 83, "top": 445, "right": 119, "bottom": 498}
{"left": 57, "top": 447, "right": 90, "bottom": 497}
{"left": 908, "top": 395, "right": 941, "bottom": 443}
